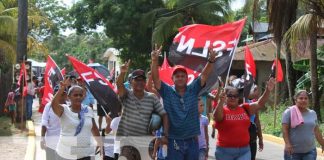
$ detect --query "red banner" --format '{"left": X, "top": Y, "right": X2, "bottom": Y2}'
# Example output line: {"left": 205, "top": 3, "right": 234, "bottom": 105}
{"left": 159, "top": 56, "right": 200, "bottom": 85}
{"left": 169, "top": 18, "right": 246, "bottom": 95}
{"left": 244, "top": 46, "right": 256, "bottom": 98}
{"left": 17, "top": 63, "right": 28, "bottom": 97}
{"left": 68, "top": 56, "right": 121, "bottom": 118}
{"left": 245, "top": 46, "right": 256, "bottom": 78}
{"left": 271, "top": 59, "right": 284, "bottom": 82}
{"left": 40, "top": 56, "right": 64, "bottom": 112}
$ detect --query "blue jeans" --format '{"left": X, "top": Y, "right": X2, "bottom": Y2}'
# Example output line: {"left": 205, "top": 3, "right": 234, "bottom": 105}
{"left": 284, "top": 148, "right": 317, "bottom": 160}
{"left": 215, "top": 145, "right": 251, "bottom": 160}
{"left": 199, "top": 148, "right": 207, "bottom": 160}
{"left": 26, "top": 95, "right": 33, "bottom": 119}
{"left": 167, "top": 137, "right": 198, "bottom": 160}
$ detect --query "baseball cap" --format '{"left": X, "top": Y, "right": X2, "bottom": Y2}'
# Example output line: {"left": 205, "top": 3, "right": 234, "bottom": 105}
{"left": 130, "top": 69, "right": 146, "bottom": 79}
{"left": 172, "top": 65, "right": 187, "bottom": 76}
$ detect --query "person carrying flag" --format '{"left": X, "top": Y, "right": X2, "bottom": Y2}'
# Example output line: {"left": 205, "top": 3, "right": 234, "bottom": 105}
{"left": 213, "top": 78, "right": 275, "bottom": 160}
{"left": 151, "top": 45, "right": 217, "bottom": 160}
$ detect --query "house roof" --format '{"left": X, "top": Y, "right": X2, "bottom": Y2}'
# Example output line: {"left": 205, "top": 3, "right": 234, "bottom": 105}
{"left": 250, "top": 22, "right": 269, "bottom": 33}
{"left": 103, "top": 48, "right": 119, "bottom": 59}
{"left": 234, "top": 40, "right": 286, "bottom": 61}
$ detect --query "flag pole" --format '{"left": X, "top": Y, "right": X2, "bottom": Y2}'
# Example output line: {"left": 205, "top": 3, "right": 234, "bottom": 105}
{"left": 224, "top": 18, "right": 247, "bottom": 88}
{"left": 20, "top": 58, "right": 25, "bottom": 130}
{"left": 224, "top": 39, "right": 240, "bottom": 88}
{"left": 273, "top": 48, "right": 280, "bottom": 129}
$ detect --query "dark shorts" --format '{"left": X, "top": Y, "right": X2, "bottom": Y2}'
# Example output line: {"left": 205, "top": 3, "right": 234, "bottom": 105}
{"left": 97, "top": 104, "right": 109, "bottom": 117}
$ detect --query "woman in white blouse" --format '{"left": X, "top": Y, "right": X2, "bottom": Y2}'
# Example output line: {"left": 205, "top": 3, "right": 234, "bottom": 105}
{"left": 52, "top": 78, "right": 102, "bottom": 160}
{"left": 41, "top": 85, "right": 67, "bottom": 160}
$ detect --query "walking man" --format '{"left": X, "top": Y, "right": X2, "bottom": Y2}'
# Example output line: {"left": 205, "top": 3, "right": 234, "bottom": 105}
{"left": 151, "top": 45, "right": 217, "bottom": 160}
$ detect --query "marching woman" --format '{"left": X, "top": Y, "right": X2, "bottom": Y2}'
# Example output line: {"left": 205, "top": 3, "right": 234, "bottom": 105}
{"left": 52, "top": 78, "right": 102, "bottom": 160}
{"left": 213, "top": 78, "right": 275, "bottom": 160}
{"left": 282, "top": 90, "right": 324, "bottom": 160}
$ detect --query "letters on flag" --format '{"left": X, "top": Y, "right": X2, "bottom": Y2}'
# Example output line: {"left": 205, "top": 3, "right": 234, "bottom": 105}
{"left": 243, "top": 46, "right": 256, "bottom": 98}
{"left": 68, "top": 56, "right": 121, "bottom": 118}
{"left": 41, "top": 56, "right": 64, "bottom": 111}
{"left": 169, "top": 18, "right": 246, "bottom": 95}
{"left": 271, "top": 59, "right": 284, "bottom": 82}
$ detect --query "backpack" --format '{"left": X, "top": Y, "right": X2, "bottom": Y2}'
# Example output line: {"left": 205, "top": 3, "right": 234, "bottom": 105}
{"left": 242, "top": 104, "right": 258, "bottom": 143}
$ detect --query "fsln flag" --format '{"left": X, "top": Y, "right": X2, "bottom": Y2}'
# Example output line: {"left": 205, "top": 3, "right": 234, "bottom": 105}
{"left": 244, "top": 46, "right": 256, "bottom": 99}
{"left": 61, "top": 68, "right": 66, "bottom": 76}
{"left": 41, "top": 56, "right": 64, "bottom": 111}
{"left": 271, "top": 59, "right": 284, "bottom": 82}
{"left": 68, "top": 56, "right": 121, "bottom": 118}
{"left": 159, "top": 56, "right": 200, "bottom": 85}
{"left": 169, "top": 18, "right": 246, "bottom": 95}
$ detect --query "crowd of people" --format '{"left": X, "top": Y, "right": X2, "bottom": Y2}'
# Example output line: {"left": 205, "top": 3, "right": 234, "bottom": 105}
{"left": 4, "top": 46, "right": 324, "bottom": 160}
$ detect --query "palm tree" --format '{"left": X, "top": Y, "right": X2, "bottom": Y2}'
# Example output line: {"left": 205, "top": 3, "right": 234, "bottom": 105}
{"left": 141, "top": 0, "right": 232, "bottom": 45}
{"left": 0, "top": 0, "right": 52, "bottom": 115}
{"left": 283, "top": 0, "right": 323, "bottom": 121}
{"left": 17, "top": 0, "right": 28, "bottom": 62}
{"left": 267, "top": 0, "right": 323, "bottom": 121}
{"left": 267, "top": 0, "right": 298, "bottom": 105}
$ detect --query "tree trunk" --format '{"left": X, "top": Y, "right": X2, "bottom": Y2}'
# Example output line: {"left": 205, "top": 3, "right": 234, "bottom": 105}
{"left": 285, "top": 47, "right": 296, "bottom": 105}
{"left": 309, "top": 25, "right": 321, "bottom": 122}
{"left": 17, "top": 0, "right": 28, "bottom": 62}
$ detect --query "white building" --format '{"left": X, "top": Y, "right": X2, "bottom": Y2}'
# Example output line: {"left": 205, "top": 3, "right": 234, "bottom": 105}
{"left": 103, "top": 48, "right": 121, "bottom": 80}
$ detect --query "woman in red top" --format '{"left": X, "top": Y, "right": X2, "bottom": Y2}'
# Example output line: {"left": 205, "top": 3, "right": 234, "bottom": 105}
{"left": 213, "top": 78, "right": 275, "bottom": 160}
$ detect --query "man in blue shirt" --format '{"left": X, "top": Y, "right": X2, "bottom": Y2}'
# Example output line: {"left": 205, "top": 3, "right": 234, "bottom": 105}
{"left": 151, "top": 45, "right": 217, "bottom": 160}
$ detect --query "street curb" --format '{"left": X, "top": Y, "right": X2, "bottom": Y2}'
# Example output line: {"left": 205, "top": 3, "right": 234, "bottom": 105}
{"left": 25, "top": 120, "right": 36, "bottom": 160}
{"left": 263, "top": 134, "right": 324, "bottom": 157}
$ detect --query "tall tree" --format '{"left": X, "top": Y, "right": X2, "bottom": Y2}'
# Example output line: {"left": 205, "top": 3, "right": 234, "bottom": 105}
{"left": 17, "top": 0, "right": 28, "bottom": 62}
{"left": 268, "top": 0, "right": 323, "bottom": 121}
{"left": 70, "top": 0, "right": 165, "bottom": 70}
{"left": 141, "top": 0, "right": 232, "bottom": 45}
{"left": 267, "top": 0, "right": 298, "bottom": 104}
{"left": 284, "top": 12, "right": 323, "bottom": 121}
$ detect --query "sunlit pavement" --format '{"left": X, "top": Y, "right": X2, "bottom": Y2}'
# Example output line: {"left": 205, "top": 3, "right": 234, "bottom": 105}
{"left": 31, "top": 98, "right": 324, "bottom": 160}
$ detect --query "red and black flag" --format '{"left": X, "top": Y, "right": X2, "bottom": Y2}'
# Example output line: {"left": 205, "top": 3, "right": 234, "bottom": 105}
{"left": 41, "top": 56, "right": 64, "bottom": 112}
{"left": 243, "top": 46, "right": 256, "bottom": 99}
{"left": 271, "top": 58, "right": 284, "bottom": 82}
{"left": 68, "top": 56, "right": 121, "bottom": 118}
{"left": 169, "top": 18, "right": 246, "bottom": 95}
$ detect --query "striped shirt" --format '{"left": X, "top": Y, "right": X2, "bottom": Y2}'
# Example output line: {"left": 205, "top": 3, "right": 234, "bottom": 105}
{"left": 117, "top": 89, "right": 165, "bottom": 137}
{"left": 159, "top": 76, "right": 202, "bottom": 139}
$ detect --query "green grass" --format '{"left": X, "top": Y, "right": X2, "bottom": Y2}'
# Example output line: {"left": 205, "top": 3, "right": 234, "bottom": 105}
{"left": 0, "top": 116, "right": 13, "bottom": 136}
{"left": 259, "top": 102, "right": 324, "bottom": 147}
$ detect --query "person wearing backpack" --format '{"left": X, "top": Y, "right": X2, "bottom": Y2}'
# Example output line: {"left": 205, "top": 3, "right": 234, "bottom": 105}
{"left": 246, "top": 84, "right": 263, "bottom": 160}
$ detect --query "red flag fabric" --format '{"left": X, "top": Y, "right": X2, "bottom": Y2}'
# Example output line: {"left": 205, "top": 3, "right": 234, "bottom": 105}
{"left": 159, "top": 64, "right": 200, "bottom": 85}
{"left": 271, "top": 59, "right": 284, "bottom": 82}
{"left": 161, "top": 55, "right": 170, "bottom": 69}
{"left": 61, "top": 68, "right": 66, "bottom": 76}
{"left": 243, "top": 46, "right": 256, "bottom": 99}
{"left": 68, "top": 56, "right": 121, "bottom": 118}
{"left": 244, "top": 46, "right": 256, "bottom": 78}
{"left": 169, "top": 18, "right": 246, "bottom": 95}
{"left": 18, "top": 63, "right": 28, "bottom": 97}
{"left": 40, "top": 56, "right": 64, "bottom": 112}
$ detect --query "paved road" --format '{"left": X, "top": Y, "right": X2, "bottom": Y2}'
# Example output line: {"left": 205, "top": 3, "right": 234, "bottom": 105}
{"left": 32, "top": 101, "right": 324, "bottom": 160}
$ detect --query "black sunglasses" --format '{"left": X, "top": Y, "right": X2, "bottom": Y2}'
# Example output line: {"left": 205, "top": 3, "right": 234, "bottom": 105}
{"left": 227, "top": 94, "right": 239, "bottom": 98}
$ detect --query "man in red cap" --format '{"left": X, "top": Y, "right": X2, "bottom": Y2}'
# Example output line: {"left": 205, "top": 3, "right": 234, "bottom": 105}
{"left": 151, "top": 45, "right": 217, "bottom": 160}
